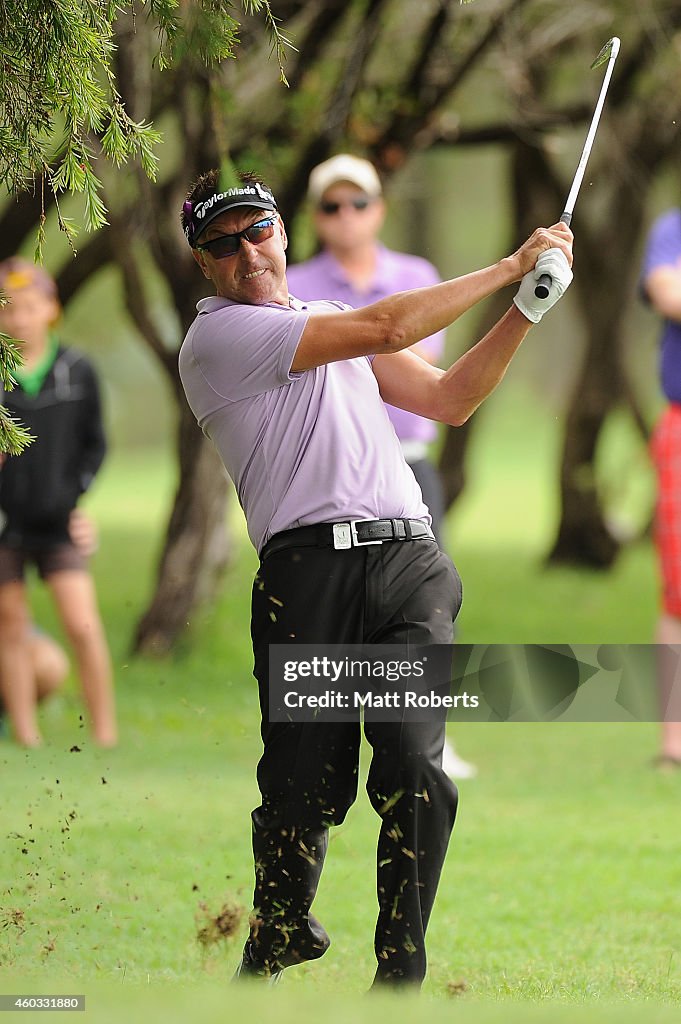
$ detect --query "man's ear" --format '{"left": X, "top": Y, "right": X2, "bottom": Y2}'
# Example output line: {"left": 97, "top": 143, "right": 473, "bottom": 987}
{"left": 278, "top": 217, "right": 288, "bottom": 252}
{"left": 192, "top": 248, "right": 211, "bottom": 279}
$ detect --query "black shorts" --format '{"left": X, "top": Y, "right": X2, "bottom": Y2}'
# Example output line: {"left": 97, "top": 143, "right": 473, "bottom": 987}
{"left": 0, "top": 541, "right": 86, "bottom": 585}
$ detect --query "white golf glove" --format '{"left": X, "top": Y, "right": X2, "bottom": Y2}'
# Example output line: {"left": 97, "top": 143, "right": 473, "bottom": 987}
{"left": 513, "top": 248, "right": 573, "bottom": 324}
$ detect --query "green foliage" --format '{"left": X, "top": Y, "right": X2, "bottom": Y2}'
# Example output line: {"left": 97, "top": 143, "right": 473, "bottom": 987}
{"left": 244, "top": 0, "right": 296, "bottom": 86}
{"left": 0, "top": 326, "right": 34, "bottom": 453}
{"left": 0, "top": 0, "right": 290, "bottom": 452}
{"left": 0, "top": 403, "right": 34, "bottom": 455}
{"left": 0, "top": 324, "right": 21, "bottom": 391}
{"left": 0, "top": 0, "right": 287, "bottom": 238}
{"left": 149, "top": 0, "right": 293, "bottom": 79}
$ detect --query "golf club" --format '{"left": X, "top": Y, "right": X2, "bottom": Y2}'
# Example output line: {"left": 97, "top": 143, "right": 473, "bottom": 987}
{"left": 534, "top": 36, "right": 621, "bottom": 299}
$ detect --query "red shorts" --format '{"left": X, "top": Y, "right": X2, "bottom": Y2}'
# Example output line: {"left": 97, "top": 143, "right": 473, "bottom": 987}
{"left": 651, "top": 404, "right": 681, "bottom": 616}
{"left": 0, "top": 542, "right": 86, "bottom": 586}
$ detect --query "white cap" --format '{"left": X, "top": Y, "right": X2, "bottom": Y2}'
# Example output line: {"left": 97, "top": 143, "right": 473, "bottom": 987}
{"left": 308, "top": 154, "right": 382, "bottom": 203}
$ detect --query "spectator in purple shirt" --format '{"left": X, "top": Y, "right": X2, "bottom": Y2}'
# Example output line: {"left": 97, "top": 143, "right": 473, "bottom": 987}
{"left": 178, "top": 168, "right": 573, "bottom": 988}
{"left": 287, "top": 155, "right": 446, "bottom": 541}
{"left": 288, "top": 154, "right": 476, "bottom": 781}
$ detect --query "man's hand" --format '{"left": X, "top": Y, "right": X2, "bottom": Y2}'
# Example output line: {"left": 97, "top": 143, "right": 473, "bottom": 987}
{"left": 513, "top": 248, "right": 574, "bottom": 324}
{"left": 68, "top": 509, "right": 98, "bottom": 557}
{"left": 507, "top": 222, "right": 574, "bottom": 281}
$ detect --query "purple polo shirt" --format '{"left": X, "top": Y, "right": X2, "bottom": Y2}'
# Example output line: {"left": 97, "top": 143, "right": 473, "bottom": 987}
{"left": 641, "top": 208, "right": 681, "bottom": 405}
{"left": 287, "top": 246, "right": 445, "bottom": 444}
{"left": 178, "top": 295, "right": 429, "bottom": 553}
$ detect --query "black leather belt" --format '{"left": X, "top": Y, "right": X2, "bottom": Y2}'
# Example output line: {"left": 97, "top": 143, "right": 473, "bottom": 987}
{"left": 260, "top": 518, "right": 434, "bottom": 561}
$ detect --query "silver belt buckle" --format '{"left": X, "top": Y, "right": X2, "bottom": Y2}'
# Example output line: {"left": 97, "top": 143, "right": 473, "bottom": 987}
{"left": 350, "top": 518, "right": 384, "bottom": 546}
{"left": 332, "top": 523, "right": 352, "bottom": 549}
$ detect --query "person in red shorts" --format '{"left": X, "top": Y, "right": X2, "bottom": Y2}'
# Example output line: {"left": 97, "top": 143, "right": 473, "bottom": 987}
{"left": 641, "top": 209, "right": 681, "bottom": 768}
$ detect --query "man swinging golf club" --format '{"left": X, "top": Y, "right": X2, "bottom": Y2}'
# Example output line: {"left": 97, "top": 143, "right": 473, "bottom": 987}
{"left": 178, "top": 167, "right": 573, "bottom": 988}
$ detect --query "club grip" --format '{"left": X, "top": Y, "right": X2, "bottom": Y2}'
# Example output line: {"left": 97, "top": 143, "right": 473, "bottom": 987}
{"left": 533, "top": 211, "right": 572, "bottom": 298}
{"left": 534, "top": 274, "right": 551, "bottom": 300}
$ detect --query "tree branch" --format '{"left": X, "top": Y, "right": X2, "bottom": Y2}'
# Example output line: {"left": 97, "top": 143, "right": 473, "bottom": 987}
{"left": 283, "top": 0, "right": 349, "bottom": 93}
{"left": 107, "top": 215, "right": 179, "bottom": 388}
{"left": 402, "top": 0, "right": 450, "bottom": 104}
{"left": 276, "top": 0, "right": 392, "bottom": 224}
{"left": 56, "top": 230, "right": 112, "bottom": 306}
{"left": 424, "top": 101, "right": 594, "bottom": 148}
{"left": 375, "top": 0, "right": 531, "bottom": 163}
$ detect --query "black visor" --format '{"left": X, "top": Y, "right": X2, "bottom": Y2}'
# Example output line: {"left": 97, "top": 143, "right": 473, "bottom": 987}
{"left": 183, "top": 184, "right": 277, "bottom": 247}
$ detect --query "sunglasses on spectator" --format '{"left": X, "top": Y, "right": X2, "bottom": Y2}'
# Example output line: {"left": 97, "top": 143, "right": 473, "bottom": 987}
{"left": 195, "top": 216, "right": 279, "bottom": 259}
{"left": 318, "top": 197, "right": 373, "bottom": 215}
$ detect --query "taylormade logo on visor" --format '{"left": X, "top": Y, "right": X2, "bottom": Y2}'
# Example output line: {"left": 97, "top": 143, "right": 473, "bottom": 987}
{"left": 193, "top": 183, "right": 275, "bottom": 220}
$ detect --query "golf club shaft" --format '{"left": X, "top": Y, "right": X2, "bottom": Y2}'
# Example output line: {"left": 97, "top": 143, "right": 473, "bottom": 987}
{"left": 534, "top": 39, "right": 620, "bottom": 299}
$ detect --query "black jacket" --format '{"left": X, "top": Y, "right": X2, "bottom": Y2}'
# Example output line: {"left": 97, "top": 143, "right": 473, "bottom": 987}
{"left": 0, "top": 345, "right": 106, "bottom": 546}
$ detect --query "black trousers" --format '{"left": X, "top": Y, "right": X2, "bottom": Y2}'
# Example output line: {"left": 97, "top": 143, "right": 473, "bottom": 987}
{"left": 249, "top": 535, "right": 462, "bottom": 985}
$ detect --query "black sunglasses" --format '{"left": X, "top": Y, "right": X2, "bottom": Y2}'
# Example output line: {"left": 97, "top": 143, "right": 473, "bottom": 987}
{"left": 318, "top": 197, "right": 372, "bottom": 215}
{"left": 196, "top": 215, "right": 279, "bottom": 259}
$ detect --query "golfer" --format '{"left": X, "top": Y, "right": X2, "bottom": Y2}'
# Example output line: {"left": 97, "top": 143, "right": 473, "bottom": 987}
{"left": 178, "top": 169, "right": 573, "bottom": 988}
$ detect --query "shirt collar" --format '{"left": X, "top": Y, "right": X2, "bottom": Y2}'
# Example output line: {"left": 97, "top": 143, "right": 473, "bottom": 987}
{"left": 13, "top": 333, "right": 60, "bottom": 397}
{"left": 197, "top": 294, "right": 300, "bottom": 313}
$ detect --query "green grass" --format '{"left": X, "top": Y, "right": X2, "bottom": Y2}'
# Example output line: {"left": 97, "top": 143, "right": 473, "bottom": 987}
{"left": 445, "top": 388, "right": 657, "bottom": 644}
{"left": 1, "top": 395, "right": 677, "bottom": 1022}
{"left": 2, "top": 721, "right": 679, "bottom": 1020}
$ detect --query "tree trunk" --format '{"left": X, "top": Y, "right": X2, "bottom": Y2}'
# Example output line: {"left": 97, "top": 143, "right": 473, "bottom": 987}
{"left": 495, "top": 131, "right": 635, "bottom": 569}
{"left": 547, "top": 210, "right": 644, "bottom": 567}
{"left": 439, "top": 417, "right": 473, "bottom": 511}
{"left": 105, "top": 19, "right": 238, "bottom": 655}
{"left": 547, "top": 295, "right": 625, "bottom": 567}
{"left": 438, "top": 294, "right": 513, "bottom": 511}
{"left": 549, "top": 386, "right": 620, "bottom": 567}
{"left": 133, "top": 398, "right": 232, "bottom": 655}
{"left": 439, "top": 134, "right": 556, "bottom": 513}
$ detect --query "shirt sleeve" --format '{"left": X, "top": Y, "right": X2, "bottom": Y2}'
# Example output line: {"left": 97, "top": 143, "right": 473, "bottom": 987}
{"left": 190, "top": 304, "right": 310, "bottom": 401}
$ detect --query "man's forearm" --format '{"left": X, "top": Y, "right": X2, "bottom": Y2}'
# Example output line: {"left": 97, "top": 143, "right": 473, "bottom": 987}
{"left": 294, "top": 259, "right": 522, "bottom": 372}
{"left": 433, "top": 306, "right": 532, "bottom": 426}
{"left": 374, "top": 258, "right": 519, "bottom": 353}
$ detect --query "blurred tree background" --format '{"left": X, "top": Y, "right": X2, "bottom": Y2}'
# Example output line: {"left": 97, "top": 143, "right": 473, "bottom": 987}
{"left": 2, "top": 0, "right": 679, "bottom": 653}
